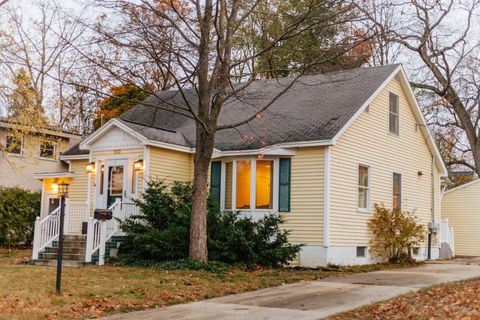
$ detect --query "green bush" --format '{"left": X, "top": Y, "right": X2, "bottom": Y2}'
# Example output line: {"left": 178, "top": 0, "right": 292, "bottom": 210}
{"left": 0, "top": 187, "right": 40, "bottom": 248}
{"left": 368, "top": 204, "right": 426, "bottom": 263}
{"left": 118, "top": 180, "right": 302, "bottom": 268}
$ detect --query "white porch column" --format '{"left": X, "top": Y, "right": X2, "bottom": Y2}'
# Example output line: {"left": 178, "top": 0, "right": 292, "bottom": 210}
{"left": 85, "top": 217, "right": 94, "bottom": 263}
{"left": 98, "top": 221, "right": 107, "bottom": 266}
{"left": 32, "top": 217, "right": 41, "bottom": 260}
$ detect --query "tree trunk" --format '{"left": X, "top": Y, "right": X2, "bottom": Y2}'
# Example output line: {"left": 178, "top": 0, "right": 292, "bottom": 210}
{"left": 189, "top": 124, "right": 215, "bottom": 262}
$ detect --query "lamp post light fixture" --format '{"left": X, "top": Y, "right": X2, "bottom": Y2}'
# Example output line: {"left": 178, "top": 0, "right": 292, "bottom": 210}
{"left": 86, "top": 162, "right": 95, "bottom": 173}
{"left": 56, "top": 181, "right": 69, "bottom": 295}
{"left": 133, "top": 159, "right": 144, "bottom": 171}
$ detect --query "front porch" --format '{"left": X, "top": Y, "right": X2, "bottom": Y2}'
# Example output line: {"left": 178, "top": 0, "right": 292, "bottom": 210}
{"left": 32, "top": 199, "right": 139, "bottom": 266}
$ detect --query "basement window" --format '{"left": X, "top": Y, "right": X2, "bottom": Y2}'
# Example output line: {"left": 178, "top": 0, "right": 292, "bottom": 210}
{"left": 356, "top": 246, "right": 367, "bottom": 258}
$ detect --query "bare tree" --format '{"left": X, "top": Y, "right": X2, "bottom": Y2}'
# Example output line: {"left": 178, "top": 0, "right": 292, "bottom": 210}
{"left": 76, "top": 0, "right": 373, "bottom": 262}
{"left": 357, "top": 0, "right": 480, "bottom": 173}
{"left": 0, "top": 0, "right": 87, "bottom": 128}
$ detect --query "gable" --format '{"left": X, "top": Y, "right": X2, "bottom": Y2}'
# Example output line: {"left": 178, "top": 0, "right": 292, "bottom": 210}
{"left": 90, "top": 126, "right": 143, "bottom": 151}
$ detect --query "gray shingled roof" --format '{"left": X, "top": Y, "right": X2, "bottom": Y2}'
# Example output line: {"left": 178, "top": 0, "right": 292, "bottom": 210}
{"left": 65, "top": 64, "right": 400, "bottom": 155}
{"left": 61, "top": 142, "right": 89, "bottom": 156}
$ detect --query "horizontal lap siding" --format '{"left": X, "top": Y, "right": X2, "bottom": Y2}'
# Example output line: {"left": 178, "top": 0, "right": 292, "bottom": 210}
{"left": 148, "top": 147, "right": 193, "bottom": 185}
{"left": 284, "top": 147, "right": 324, "bottom": 245}
{"left": 330, "top": 79, "right": 441, "bottom": 247}
{"left": 442, "top": 183, "right": 480, "bottom": 256}
{"left": 69, "top": 160, "right": 89, "bottom": 204}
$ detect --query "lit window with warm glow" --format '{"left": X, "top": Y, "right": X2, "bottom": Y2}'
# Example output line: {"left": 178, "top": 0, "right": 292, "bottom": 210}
{"left": 236, "top": 161, "right": 251, "bottom": 209}
{"left": 256, "top": 160, "right": 273, "bottom": 209}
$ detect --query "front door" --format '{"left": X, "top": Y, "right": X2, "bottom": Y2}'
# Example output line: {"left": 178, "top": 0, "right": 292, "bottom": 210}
{"left": 103, "top": 160, "right": 129, "bottom": 208}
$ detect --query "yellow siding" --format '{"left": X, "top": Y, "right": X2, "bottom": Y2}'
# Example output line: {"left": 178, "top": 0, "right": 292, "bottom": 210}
{"left": 148, "top": 146, "right": 193, "bottom": 185}
{"left": 0, "top": 129, "right": 73, "bottom": 190}
{"left": 69, "top": 160, "right": 89, "bottom": 204}
{"left": 91, "top": 148, "right": 144, "bottom": 161}
{"left": 442, "top": 182, "right": 480, "bottom": 256}
{"left": 283, "top": 147, "right": 324, "bottom": 245}
{"left": 329, "top": 79, "right": 441, "bottom": 247}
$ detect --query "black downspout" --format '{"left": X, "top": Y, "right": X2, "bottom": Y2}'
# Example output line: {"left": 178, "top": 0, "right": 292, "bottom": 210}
{"left": 427, "top": 233, "right": 432, "bottom": 260}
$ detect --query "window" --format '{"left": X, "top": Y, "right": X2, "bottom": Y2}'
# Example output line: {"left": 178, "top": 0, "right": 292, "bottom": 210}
{"left": 412, "top": 247, "right": 420, "bottom": 256}
{"left": 5, "top": 135, "right": 22, "bottom": 155}
{"left": 358, "top": 165, "right": 370, "bottom": 210}
{"left": 389, "top": 93, "right": 399, "bottom": 135}
{"left": 40, "top": 140, "right": 56, "bottom": 159}
{"left": 256, "top": 160, "right": 273, "bottom": 209}
{"left": 236, "top": 160, "right": 251, "bottom": 209}
{"left": 224, "top": 162, "right": 233, "bottom": 210}
{"left": 356, "top": 246, "right": 367, "bottom": 258}
{"left": 393, "top": 173, "right": 402, "bottom": 211}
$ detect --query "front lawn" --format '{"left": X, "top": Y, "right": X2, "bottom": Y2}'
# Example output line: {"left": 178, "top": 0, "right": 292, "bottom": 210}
{"left": 0, "top": 249, "right": 409, "bottom": 320}
{"left": 329, "top": 277, "right": 480, "bottom": 319}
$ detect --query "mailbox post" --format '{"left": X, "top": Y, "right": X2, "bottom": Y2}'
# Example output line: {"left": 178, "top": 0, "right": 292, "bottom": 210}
{"left": 94, "top": 209, "right": 113, "bottom": 266}
{"left": 56, "top": 182, "right": 69, "bottom": 295}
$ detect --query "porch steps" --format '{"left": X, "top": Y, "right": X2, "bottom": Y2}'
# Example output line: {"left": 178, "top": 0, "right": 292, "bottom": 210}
{"left": 91, "top": 235, "right": 125, "bottom": 264}
{"left": 33, "top": 235, "right": 87, "bottom": 268}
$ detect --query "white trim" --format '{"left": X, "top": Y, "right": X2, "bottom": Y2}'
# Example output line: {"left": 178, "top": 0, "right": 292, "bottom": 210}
{"left": 215, "top": 146, "right": 300, "bottom": 158}
{"left": 91, "top": 145, "right": 144, "bottom": 152}
{"left": 60, "top": 154, "right": 90, "bottom": 160}
{"left": 392, "top": 172, "right": 402, "bottom": 210}
{"left": 250, "top": 159, "right": 256, "bottom": 210}
{"left": 357, "top": 164, "right": 371, "bottom": 212}
{"left": 397, "top": 67, "right": 447, "bottom": 176}
{"left": 330, "top": 65, "right": 447, "bottom": 176}
{"left": 144, "top": 139, "right": 195, "bottom": 153}
{"left": 80, "top": 119, "right": 148, "bottom": 150}
{"left": 34, "top": 172, "right": 74, "bottom": 180}
{"left": 323, "top": 146, "right": 331, "bottom": 247}
{"left": 0, "top": 120, "right": 80, "bottom": 140}
{"left": 331, "top": 67, "right": 400, "bottom": 144}
{"left": 39, "top": 139, "right": 57, "bottom": 160}
{"left": 443, "top": 178, "right": 480, "bottom": 194}
{"left": 232, "top": 160, "right": 237, "bottom": 210}
{"left": 143, "top": 146, "right": 150, "bottom": 191}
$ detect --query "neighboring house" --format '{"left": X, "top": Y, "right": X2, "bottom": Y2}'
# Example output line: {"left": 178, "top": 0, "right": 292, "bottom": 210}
{"left": 32, "top": 64, "right": 448, "bottom": 267}
{"left": 442, "top": 179, "right": 480, "bottom": 257}
{"left": 0, "top": 119, "right": 80, "bottom": 190}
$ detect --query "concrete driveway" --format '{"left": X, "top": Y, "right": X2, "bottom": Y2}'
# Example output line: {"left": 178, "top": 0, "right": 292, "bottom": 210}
{"left": 102, "top": 259, "right": 480, "bottom": 320}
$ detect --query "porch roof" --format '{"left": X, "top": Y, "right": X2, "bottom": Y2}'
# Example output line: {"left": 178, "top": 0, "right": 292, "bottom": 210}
{"left": 34, "top": 172, "right": 74, "bottom": 180}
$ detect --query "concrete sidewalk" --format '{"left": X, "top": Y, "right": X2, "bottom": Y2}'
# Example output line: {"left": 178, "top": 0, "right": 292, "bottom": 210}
{"left": 102, "top": 260, "right": 480, "bottom": 320}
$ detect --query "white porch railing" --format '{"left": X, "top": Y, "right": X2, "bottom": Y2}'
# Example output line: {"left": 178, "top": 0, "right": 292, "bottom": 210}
{"left": 32, "top": 206, "right": 61, "bottom": 260}
{"left": 65, "top": 201, "right": 89, "bottom": 234}
{"left": 85, "top": 200, "right": 138, "bottom": 265}
{"left": 441, "top": 218, "right": 455, "bottom": 256}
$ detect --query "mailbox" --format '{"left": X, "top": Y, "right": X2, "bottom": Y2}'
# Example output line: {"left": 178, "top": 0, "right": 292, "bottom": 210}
{"left": 94, "top": 209, "right": 113, "bottom": 221}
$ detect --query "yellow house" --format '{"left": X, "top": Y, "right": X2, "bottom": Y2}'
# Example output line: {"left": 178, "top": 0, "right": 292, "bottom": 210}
{"left": 441, "top": 180, "right": 480, "bottom": 257}
{"left": 32, "top": 64, "right": 448, "bottom": 267}
{"left": 0, "top": 119, "right": 80, "bottom": 190}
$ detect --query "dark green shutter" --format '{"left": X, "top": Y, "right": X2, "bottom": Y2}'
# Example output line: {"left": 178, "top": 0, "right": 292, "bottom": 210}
{"left": 210, "top": 162, "right": 221, "bottom": 205}
{"left": 279, "top": 158, "right": 291, "bottom": 212}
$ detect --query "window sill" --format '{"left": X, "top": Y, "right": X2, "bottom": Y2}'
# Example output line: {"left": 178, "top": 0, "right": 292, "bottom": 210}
{"left": 38, "top": 157, "right": 57, "bottom": 162}
{"left": 357, "top": 208, "right": 370, "bottom": 213}
{"left": 388, "top": 132, "right": 400, "bottom": 138}
{"left": 6, "top": 153, "right": 24, "bottom": 158}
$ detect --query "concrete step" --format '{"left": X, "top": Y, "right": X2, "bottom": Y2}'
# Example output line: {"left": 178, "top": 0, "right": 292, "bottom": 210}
{"left": 39, "top": 252, "right": 85, "bottom": 261}
{"left": 52, "top": 240, "right": 86, "bottom": 249}
{"left": 64, "top": 235, "right": 86, "bottom": 241}
{"left": 45, "top": 246, "right": 86, "bottom": 255}
{"left": 33, "top": 259, "right": 85, "bottom": 268}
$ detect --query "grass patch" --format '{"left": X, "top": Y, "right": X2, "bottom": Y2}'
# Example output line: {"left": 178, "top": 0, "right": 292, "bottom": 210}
{"left": 0, "top": 249, "right": 416, "bottom": 319}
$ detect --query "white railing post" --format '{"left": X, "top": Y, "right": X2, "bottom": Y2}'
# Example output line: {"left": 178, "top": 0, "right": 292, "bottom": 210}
{"left": 85, "top": 217, "right": 94, "bottom": 263}
{"left": 32, "top": 217, "right": 41, "bottom": 260}
{"left": 98, "top": 221, "right": 107, "bottom": 266}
